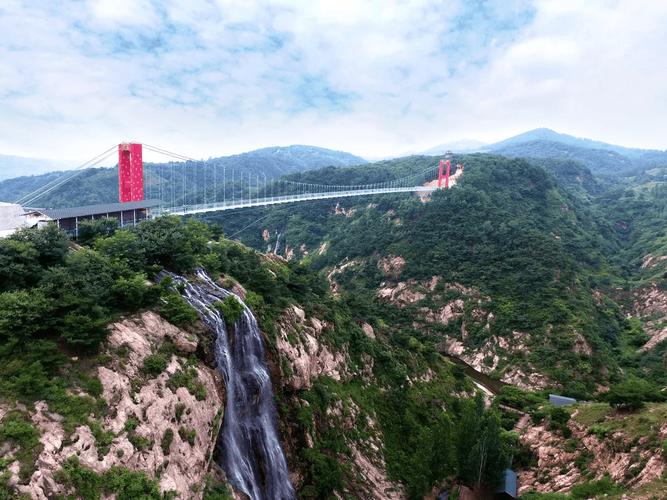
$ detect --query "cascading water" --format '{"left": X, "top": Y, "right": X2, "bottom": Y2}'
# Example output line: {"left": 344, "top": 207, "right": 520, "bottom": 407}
{"left": 167, "top": 269, "right": 295, "bottom": 500}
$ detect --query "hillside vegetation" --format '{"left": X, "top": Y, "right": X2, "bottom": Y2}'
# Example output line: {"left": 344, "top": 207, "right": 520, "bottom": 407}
{"left": 214, "top": 153, "right": 665, "bottom": 398}
{"left": 0, "top": 218, "right": 520, "bottom": 499}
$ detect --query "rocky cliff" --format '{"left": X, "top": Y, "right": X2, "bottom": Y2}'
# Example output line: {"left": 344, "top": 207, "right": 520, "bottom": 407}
{"left": 516, "top": 402, "right": 667, "bottom": 498}
{"left": 0, "top": 312, "right": 223, "bottom": 499}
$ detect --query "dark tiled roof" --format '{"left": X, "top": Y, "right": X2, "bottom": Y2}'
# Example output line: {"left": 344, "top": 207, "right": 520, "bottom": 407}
{"left": 39, "top": 199, "right": 161, "bottom": 220}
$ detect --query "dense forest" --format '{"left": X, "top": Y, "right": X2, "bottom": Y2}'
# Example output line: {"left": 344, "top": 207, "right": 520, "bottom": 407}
{"left": 0, "top": 218, "right": 526, "bottom": 498}
{"left": 210, "top": 154, "right": 666, "bottom": 397}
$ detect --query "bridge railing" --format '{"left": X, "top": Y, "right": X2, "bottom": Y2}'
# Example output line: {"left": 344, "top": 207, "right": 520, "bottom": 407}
{"left": 159, "top": 185, "right": 437, "bottom": 216}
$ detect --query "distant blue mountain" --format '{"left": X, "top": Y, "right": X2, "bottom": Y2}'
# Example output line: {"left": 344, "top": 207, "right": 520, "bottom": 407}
{"left": 483, "top": 128, "right": 667, "bottom": 176}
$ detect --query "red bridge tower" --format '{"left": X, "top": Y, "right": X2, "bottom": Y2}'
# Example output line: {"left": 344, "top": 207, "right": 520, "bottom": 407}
{"left": 118, "top": 143, "right": 144, "bottom": 202}
{"left": 437, "top": 159, "right": 452, "bottom": 188}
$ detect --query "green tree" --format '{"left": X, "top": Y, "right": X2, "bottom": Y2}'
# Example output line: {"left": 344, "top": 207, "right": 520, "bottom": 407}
{"left": 0, "top": 289, "right": 54, "bottom": 347}
{"left": 0, "top": 238, "right": 40, "bottom": 291}
{"left": 111, "top": 273, "right": 155, "bottom": 311}
{"left": 159, "top": 292, "right": 198, "bottom": 327}
{"left": 94, "top": 229, "right": 147, "bottom": 271}
{"left": 134, "top": 216, "right": 211, "bottom": 273}
{"left": 77, "top": 218, "right": 118, "bottom": 245}
{"left": 605, "top": 376, "right": 663, "bottom": 410}
{"left": 10, "top": 224, "right": 69, "bottom": 266}
{"left": 456, "top": 395, "right": 509, "bottom": 489}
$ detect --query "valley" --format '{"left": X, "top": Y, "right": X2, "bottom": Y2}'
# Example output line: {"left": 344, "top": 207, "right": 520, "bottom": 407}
{"left": 0, "top": 131, "right": 665, "bottom": 500}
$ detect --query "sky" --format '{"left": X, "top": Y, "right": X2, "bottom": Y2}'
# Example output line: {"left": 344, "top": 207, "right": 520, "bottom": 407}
{"left": 1, "top": 0, "right": 666, "bottom": 164}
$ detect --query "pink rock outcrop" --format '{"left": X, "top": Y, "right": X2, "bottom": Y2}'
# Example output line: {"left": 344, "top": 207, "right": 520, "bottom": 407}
{"left": 6, "top": 312, "right": 223, "bottom": 500}
{"left": 275, "top": 306, "right": 348, "bottom": 390}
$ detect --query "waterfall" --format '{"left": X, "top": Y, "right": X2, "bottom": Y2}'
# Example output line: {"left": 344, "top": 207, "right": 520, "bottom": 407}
{"left": 168, "top": 269, "right": 295, "bottom": 500}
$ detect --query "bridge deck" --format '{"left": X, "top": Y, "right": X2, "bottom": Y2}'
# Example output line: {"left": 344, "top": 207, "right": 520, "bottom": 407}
{"left": 160, "top": 186, "right": 437, "bottom": 216}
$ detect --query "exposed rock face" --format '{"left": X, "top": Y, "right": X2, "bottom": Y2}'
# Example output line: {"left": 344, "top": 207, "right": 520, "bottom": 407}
{"left": 334, "top": 202, "right": 357, "bottom": 217}
{"left": 377, "top": 281, "right": 426, "bottom": 305}
{"left": 327, "top": 258, "right": 363, "bottom": 295}
{"left": 378, "top": 255, "right": 406, "bottom": 279}
{"left": 324, "top": 400, "right": 404, "bottom": 499}
{"left": 572, "top": 330, "right": 593, "bottom": 356}
{"left": 518, "top": 422, "right": 582, "bottom": 493}
{"left": 630, "top": 284, "right": 667, "bottom": 351}
{"left": 361, "top": 323, "right": 376, "bottom": 339}
{"left": 7, "top": 312, "right": 223, "bottom": 500}
{"left": 439, "top": 331, "right": 550, "bottom": 390}
{"left": 518, "top": 405, "right": 667, "bottom": 497}
{"left": 641, "top": 253, "right": 667, "bottom": 269}
{"left": 273, "top": 304, "right": 401, "bottom": 498}
{"left": 378, "top": 277, "right": 551, "bottom": 390}
{"left": 275, "top": 306, "right": 348, "bottom": 390}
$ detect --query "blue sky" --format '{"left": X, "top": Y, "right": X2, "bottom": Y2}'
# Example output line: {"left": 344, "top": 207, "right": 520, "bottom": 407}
{"left": 1, "top": 0, "right": 666, "bottom": 162}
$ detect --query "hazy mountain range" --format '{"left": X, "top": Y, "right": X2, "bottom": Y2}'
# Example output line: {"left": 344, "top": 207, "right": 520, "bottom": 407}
{"left": 0, "top": 154, "right": 75, "bottom": 181}
{"left": 420, "top": 128, "right": 667, "bottom": 176}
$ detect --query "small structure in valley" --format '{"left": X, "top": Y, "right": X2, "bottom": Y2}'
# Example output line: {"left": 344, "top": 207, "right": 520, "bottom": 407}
{"left": 549, "top": 394, "right": 577, "bottom": 407}
{"left": 496, "top": 468, "right": 518, "bottom": 499}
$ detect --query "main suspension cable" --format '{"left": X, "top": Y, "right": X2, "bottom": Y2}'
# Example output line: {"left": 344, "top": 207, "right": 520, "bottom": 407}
{"left": 17, "top": 145, "right": 118, "bottom": 206}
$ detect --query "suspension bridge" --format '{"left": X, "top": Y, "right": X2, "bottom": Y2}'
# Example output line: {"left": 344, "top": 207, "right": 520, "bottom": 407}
{"left": 13, "top": 143, "right": 461, "bottom": 225}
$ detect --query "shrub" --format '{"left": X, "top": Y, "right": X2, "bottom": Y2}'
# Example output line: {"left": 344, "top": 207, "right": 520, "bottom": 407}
{"left": 142, "top": 353, "right": 169, "bottom": 377}
{"left": 89, "top": 420, "right": 115, "bottom": 456}
{"left": 161, "top": 428, "right": 174, "bottom": 455}
{"left": 175, "top": 403, "right": 186, "bottom": 422}
{"left": 57, "top": 456, "right": 162, "bottom": 500}
{"left": 168, "top": 367, "right": 206, "bottom": 400}
{"left": 548, "top": 406, "right": 571, "bottom": 437}
{"left": 129, "top": 432, "right": 151, "bottom": 451}
{"left": 0, "top": 472, "right": 16, "bottom": 500}
{"left": 0, "top": 411, "right": 40, "bottom": 481}
{"left": 605, "top": 376, "right": 664, "bottom": 411}
{"left": 215, "top": 295, "right": 244, "bottom": 326}
{"left": 178, "top": 427, "right": 197, "bottom": 446}
{"left": 244, "top": 290, "right": 264, "bottom": 310}
{"left": 159, "top": 292, "right": 198, "bottom": 327}
{"left": 203, "top": 475, "right": 234, "bottom": 500}
{"left": 496, "top": 385, "right": 545, "bottom": 412}
{"left": 103, "top": 466, "right": 162, "bottom": 500}
{"left": 589, "top": 424, "right": 611, "bottom": 439}
{"left": 570, "top": 475, "right": 623, "bottom": 498}
{"left": 123, "top": 416, "right": 151, "bottom": 451}
{"left": 56, "top": 456, "right": 103, "bottom": 500}
{"left": 81, "top": 374, "right": 103, "bottom": 398}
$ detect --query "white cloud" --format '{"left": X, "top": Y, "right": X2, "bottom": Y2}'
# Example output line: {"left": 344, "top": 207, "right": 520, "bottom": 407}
{"left": 0, "top": 0, "right": 665, "bottom": 166}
